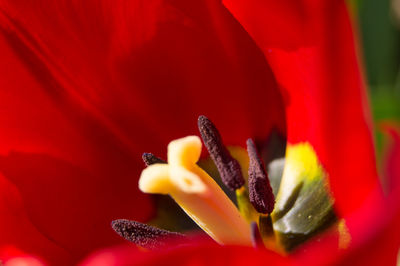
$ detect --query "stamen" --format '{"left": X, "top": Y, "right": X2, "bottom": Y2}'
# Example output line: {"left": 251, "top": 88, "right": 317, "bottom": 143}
{"left": 142, "top": 153, "right": 166, "bottom": 166}
{"left": 258, "top": 215, "right": 279, "bottom": 252}
{"left": 247, "top": 139, "right": 275, "bottom": 214}
{"left": 250, "top": 222, "right": 265, "bottom": 249}
{"left": 236, "top": 187, "right": 258, "bottom": 223}
{"left": 197, "top": 115, "right": 244, "bottom": 190}
{"left": 111, "top": 219, "right": 186, "bottom": 249}
{"left": 259, "top": 215, "right": 275, "bottom": 239}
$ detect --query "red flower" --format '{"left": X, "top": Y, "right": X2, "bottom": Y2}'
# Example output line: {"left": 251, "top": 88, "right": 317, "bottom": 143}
{"left": 1, "top": 0, "right": 399, "bottom": 266}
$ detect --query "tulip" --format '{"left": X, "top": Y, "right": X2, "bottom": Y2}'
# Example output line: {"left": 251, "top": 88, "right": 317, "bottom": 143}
{"left": 0, "top": 1, "right": 399, "bottom": 266}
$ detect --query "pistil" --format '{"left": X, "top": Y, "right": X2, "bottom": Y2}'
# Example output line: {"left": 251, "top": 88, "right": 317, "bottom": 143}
{"left": 139, "top": 136, "right": 252, "bottom": 245}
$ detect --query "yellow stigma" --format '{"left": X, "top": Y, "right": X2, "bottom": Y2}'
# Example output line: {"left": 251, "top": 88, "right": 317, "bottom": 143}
{"left": 139, "top": 136, "right": 252, "bottom": 245}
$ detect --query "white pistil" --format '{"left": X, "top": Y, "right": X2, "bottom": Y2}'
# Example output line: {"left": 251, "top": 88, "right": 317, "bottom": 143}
{"left": 139, "top": 136, "right": 252, "bottom": 245}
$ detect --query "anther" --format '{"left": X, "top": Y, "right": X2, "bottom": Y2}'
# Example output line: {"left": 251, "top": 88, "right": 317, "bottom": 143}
{"left": 250, "top": 222, "right": 265, "bottom": 249}
{"left": 142, "top": 153, "right": 166, "bottom": 166}
{"left": 111, "top": 219, "right": 186, "bottom": 249}
{"left": 247, "top": 139, "right": 275, "bottom": 214}
{"left": 197, "top": 115, "right": 244, "bottom": 190}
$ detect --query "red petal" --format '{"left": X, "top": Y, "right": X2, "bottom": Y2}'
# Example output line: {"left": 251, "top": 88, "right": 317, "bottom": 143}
{"left": 223, "top": 0, "right": 380, "bottom": 216}
{"left": 0, "top": 177, "right": 72, "bottom": 265}
{"left": 0, "top": 0, "right": 285, "bottom": 145}
{"left": 0, "top": 0, "right": 284, "bottom": 263}
{"left": 80, "top": 242, "right": 292, "bottom": 266}
{"left": 4, "top": 257, "right": 45, "bottom": 266}
{"left": 0, "top": 246, "right": 47, "bottom": 266}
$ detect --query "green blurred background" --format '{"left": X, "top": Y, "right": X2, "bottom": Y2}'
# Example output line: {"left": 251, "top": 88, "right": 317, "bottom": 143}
{"left": 351, "top": 0, "right": 400, "bottom": 155}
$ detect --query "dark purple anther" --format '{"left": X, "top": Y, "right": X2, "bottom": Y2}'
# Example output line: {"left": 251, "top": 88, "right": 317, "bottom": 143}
{"left": 247, "top": 138, "right": 275, "bottom": 214}
{"left": 142, "top": 153, "right": 166, "bottom": 166}
{"left": 197, "top": 115, "right": 245, "bottom": 190}
{"left": 111, "top": 219, "right": 186, "bottom": 249}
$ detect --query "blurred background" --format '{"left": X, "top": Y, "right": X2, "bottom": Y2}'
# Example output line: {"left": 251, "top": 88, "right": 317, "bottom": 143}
{"left": 351, "top": 0, "right": 400, "bottom": 155}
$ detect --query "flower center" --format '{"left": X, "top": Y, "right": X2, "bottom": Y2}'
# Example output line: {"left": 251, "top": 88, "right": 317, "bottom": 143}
{"left": 139, "top": 135, "right": 251, "bottom": 245}
{"left": 112, "top": 115, "right": 345, "bottom": 253}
